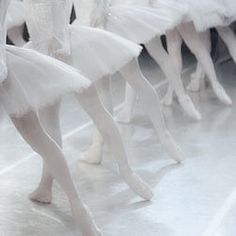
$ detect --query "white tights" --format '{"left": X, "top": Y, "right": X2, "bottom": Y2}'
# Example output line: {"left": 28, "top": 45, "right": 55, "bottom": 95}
{"left": 11, "top": 110, "right": 101, "bottom": 236}
{"left": 82, "top": 59, "right": 184, "bottom": 166}
{"left": 189, "top": 26, "right": 236, "bottom": 91}
{"left": 117, "top": 36, "right": 201, "bottom": 121}
{"left": 165, "top": 22, "right": 232, "bottom": 106}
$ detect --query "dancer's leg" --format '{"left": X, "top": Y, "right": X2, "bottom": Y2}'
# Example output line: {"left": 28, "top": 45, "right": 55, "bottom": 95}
{"left": 163, "top": 29, "right": 183, "bottom": 105}
{"left": 187, "top": 30, "right": 211, "bottom": 91}
{"left": 7, "top": 25, "right": 26, "bottom": 46}
{"left": 120, "top": 59, "right": 185, "bottom": 162}
{"left": 11, "top": 110, "right": 101, "bottom": 236}
{"left": 77, "top": 85, "right": 153, "bottom": 200}
{"left": 116, "top": 83, "right": 136, "bottom": 123}
{"left": 80, "top": 77, "right": 112, "bottom": 164}
{"left": 30, "top": 83, "right": 153, "bottom": 203}
{"left": 145, "top": 36, "right": 201, "bottom": 120}
{"left": 178, "top": 22, "right": 232, "bottom": 105}
{"left": 30, "top": 101, "right": 62, "bottom": 203}
{"left": 217, "top": 26, "right": 236, "bottom": 63}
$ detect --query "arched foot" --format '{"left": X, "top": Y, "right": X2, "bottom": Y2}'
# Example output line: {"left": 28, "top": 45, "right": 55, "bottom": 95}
{"left": 71, "top": 202, "right": 102, "bottom": 236}
{"left": 213, "top": 83, "right": 232, "bottom": 106}
{"left": 123, "top": 170, "right": 153, "bottom": 200}
{"left": 178, "top": 95, "right": 201, "bottom": 121}
{"left": 29, "top": 187, "right": 52, "bottom": 204}
{"left": 161, "top": 132, "right": 186, "bottom": 163}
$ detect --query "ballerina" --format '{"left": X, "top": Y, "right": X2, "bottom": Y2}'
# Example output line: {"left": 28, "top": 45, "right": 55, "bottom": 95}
{"left": 0, "top": 0, "right": 115, "bottom": 235}
{"left": 22, "top": 0, "right": 185, "bottom": 170}
{"left": 24, "top": 0, "right": 154, "bottom": 209}
{"left": 159, "top": 0, "right": 232, "bottom": 107}
{"left": 73, "top": 0, "right": 201, "bottom": 122}
{"left": 187, "top": 0, "right": 236, "bottom": 92}
{"left": 6, "top": 0, "right": 26, "bottom": 46}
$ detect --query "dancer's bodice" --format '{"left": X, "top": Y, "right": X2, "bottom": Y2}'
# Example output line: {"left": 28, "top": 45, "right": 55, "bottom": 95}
{"left": 24, "top": 0, "right": 71, "bottom": 55}
{"left": 73, "top": 0, "right": 112, "bottom": 28}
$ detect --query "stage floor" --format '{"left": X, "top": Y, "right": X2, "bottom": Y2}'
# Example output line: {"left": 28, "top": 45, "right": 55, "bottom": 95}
{"left": 0, "top": 54, "right": 236, "bottom": 236}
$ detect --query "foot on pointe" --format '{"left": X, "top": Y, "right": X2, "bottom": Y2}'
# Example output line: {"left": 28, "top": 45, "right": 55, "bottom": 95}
{"left": 79, "top": 145, "right": 103, "bottom": 165}
{"left": 213, "top": 83, "right": 232, "bottom": 106}
{"left": 123, "top": 170, "right": 153, "bottom": 200}
{"left": 162, "top": 132, "right": 186, "bottom": 163}
{"left": 71, "top": 202, "right": 102, "bottom": 236}
{"left": 29, "top": 187, "right": 52, "bottom": 204}
{"left": 178, "top": 95, "right": 201, "bottom": 121}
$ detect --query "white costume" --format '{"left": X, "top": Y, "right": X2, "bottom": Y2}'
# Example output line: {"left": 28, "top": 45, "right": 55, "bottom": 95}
{"left": 22, "top": 3, "right": 186, "bottom": 234}
{"left": 152, "top": 0, "right": 233, "bottom": 106}
{"left": 24, "top": 1, "right": 158, "bottom": 235}
{"left": 0, "top": 0, "right": 89, "bottom": 117}
{"left": 187, "top": 0, "right": 236, "bottom": 92}
{"left": 73, "top": 0, "right": 201, "bottom": 121}
{"left": 6, "top": 0, "right": 25, "bottom": 46}
{"left": 1, "top": 1, "right": 107, "bottom": 236}
{"left": 74, "top": 0, "right": 185, "bottom": 45}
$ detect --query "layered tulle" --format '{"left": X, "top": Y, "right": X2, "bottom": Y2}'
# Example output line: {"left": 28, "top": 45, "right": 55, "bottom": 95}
{"left": 0, "top": 45, "right": 90, "bottom": 117}
{"left": 167, "top": 0, "right": 226, "bottom": 31}
{"left": 68, "top": 25, "right": 142, "bottom": 81}
{"left": 73, "top": 0, "right": 186, "bottom": 44}
{"left": 218, "top": 0, "right": 236, "bottom": 25}
{"left": 105, "top": 4, "right": 185, "bottom": 44}
{"left": 6, "top": 0, "right": 25, "bottom": 30}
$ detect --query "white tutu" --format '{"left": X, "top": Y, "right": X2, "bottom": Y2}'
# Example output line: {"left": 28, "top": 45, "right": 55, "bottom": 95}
{"left": 6, "top": 0, "right": 25, "bottom": 30}
{"left": 218, "top": 0, "right": 236, "bottom": 25}
{"left": 68, "top": 25, "right": 142, "bottom": 81}
{"left": 74, "top": 0, "right": 186, "bottom": 44}
{"left": 171, "top": 0, "right": 226, "bottom": 31}
{"left": 0, "top": 45, "right": 90, "bottom": 117}
{"left": 104, "top": 4, "right": 185, "bottom": 44}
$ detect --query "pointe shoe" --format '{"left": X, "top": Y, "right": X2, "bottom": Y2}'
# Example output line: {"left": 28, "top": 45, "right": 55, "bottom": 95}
{"left": 178, "top": 95, "right": 202, "bottom": 121}
{"left": 122, "top": 170, "right": 153, "bottom": 200}
{"left": 213, "top": 83, "right": 232, "bottom": 106}
{"left": 71, "top": 202, "right": 102, "bottom": 236}
{"left": 29, "top": 187, "right": 52, "bottom": 204}
{"left": 161, "top": 132, "right": 186, "bottom": 163}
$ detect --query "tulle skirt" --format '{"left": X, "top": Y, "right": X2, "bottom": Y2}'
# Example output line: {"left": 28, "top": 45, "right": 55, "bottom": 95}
{"left": 68, "top": 25, "right": 142, "bottom": 81}
{"left": 6, "top": 0, "right": 25, "bottom": 30}
{"left": 219, "top": 0, "right": 236, "bottom": 25}
{"left": 103, "top": 1, "right": 186, "bottom": 44}
{"left": 168, "top": 0, "right": 226, "bottom": 31}
{"left": 0, "top": 45, "right": 90, "bottom": 117}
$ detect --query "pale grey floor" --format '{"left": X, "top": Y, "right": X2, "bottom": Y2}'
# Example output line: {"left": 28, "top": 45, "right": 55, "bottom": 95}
{"left": 0, "top": 52, "right": 236, "bottom": 236}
